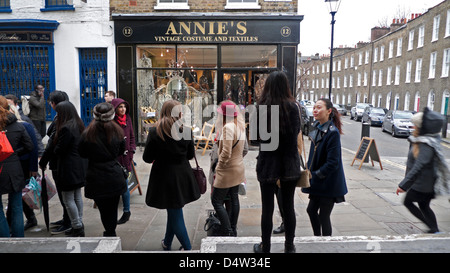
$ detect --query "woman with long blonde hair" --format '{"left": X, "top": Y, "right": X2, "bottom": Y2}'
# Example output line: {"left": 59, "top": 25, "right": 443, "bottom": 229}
{"left": 143, "top": 100, "right": 200, "bottom": 250}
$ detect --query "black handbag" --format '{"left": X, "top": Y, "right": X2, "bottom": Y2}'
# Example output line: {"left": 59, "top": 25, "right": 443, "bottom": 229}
{"left": 193, "top": 152, "right": 207, "bottom": 194}
{"left": 204, "top": 211, "right": 221, "bottom": 236}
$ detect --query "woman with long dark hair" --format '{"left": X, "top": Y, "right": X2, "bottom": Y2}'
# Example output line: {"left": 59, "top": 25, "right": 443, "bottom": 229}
{"left": 143, "top": 100, "right": 200, "bottom": 251}
{"left": 53, "top": 101, "right": 87, "bottom": 237}
{"left": 253, "top": 71, "right": 301, "bottom": 253}
{"left": 79, "top": 102, "right": 127, "bottom": 237}
{"left": 302, "top": 98, "right": 347, "bottom": 237}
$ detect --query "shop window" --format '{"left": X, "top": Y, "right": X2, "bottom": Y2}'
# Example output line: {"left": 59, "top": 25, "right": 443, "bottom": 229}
{"left": 41, "top": 0, "right": 75, "bottom": 12}
{"left": 155, "top": 0, "right": 189, "bottom": 10}
{"left": 221, "top": 45, "right": 277, "bottom": 68}
{"left": 225, "top": 0, "right": 261, "bottom": 10}
{"left": 0, "top": 0, "right": 11, "bottom": 13}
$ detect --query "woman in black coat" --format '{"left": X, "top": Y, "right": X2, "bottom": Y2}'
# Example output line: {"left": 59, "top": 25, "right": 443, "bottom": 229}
{"left": 79, "top": 103, "right": 127, "bottom": 237}
{"left": 0, "top": 96, "right": 33, "bottom": 237}
{"left": 143, "top": 100, "right": 200, "bottom": 251}
{"left": 302, "top": 98, "right": 347, "bottom": 237}
{"left": 253, "top": 71, "right": 301, "bottom": 253}
{"left": 53, "top": 101, "right": 87, "bottom": 237}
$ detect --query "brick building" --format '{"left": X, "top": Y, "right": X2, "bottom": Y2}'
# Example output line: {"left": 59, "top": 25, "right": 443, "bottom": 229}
{"left": 298, "top": 0, "right": 449, "bottom": 116}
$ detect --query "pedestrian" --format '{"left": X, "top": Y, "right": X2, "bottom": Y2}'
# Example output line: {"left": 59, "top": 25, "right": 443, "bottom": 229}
{"left": 302, "top": 98, "right": 347, "bottom": 237}
{"left": 6, "top": 105, "right": 40, "bottom": 230}
{"left": 396, "top": 107, "right": 449, "bottom": 234}
{"left": 104, "top": 91, "right": 116, "bottom": 103}
{"left": 253, "top": 71, "right": 301, "bottom": 253}
{"left": 52, "top": 101, "right": 87, "bottom": 237}
{"left": 28, "top": 84, "right": 47, "bottom": 138}
{"left": 39, "top": 90, "right": 71, "bottom": 235}
{"left": 0, "top": 96, "right": 33, "bottom": 237}
{"left": 211, "top": 100, "right": 247, "bottom": 236}
{"left": 111, "top": 98, "right": 136, "bottom": 224}
{"left": 79, "top": 102, "right": 127, "bottom": 237}
{"left": 143, "top": 100, "right": 200, "bottom": 251}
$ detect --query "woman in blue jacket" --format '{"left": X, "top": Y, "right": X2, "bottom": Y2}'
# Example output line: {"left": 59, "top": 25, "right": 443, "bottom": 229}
{"left": 302, "top": 98, "right": 347, "bottom": 236}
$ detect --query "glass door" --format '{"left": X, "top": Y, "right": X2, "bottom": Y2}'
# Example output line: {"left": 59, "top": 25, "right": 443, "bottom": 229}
{"left": 223, "top": 71, "right": 247, "bottom": 106}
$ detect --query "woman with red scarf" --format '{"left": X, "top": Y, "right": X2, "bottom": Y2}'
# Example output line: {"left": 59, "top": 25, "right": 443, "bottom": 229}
{"left": 111, "top": 98, "right": 136, "bottom": 224}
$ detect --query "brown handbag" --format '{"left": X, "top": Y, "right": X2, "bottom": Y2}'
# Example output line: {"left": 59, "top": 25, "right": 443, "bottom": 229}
{"left": 295, "top": 103, "right": 312, "bottom": 188}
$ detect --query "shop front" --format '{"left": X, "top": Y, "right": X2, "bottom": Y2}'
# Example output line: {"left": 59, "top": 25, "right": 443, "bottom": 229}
{"left": 113, "top": 14, "right": 302, "bottom": 143}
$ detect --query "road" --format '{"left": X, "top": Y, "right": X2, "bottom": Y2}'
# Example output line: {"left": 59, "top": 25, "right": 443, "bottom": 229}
{"left": 338, "top": 115, "right": 450, "bottom": 165}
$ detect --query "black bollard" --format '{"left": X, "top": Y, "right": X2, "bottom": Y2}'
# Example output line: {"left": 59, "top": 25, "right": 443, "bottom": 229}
{"left": 361, "top": 122, "right": 370, "bottom": 139}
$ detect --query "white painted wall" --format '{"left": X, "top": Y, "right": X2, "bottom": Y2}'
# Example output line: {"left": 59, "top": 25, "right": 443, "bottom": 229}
{"left": 0, "top": 0, "right": 115, "bottom": 114}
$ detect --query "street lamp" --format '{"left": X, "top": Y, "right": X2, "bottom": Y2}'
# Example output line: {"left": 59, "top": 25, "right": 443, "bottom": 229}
{"left": 325, "top": 0, "right": 342, "bottom": 100}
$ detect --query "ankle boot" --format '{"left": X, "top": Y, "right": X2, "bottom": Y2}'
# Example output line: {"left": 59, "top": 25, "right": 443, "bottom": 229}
{"left": 117, "top": 211, "right": 131, "bottom": 224}
{"left": 67, "top": 225, "right": 85, "bottom": 237}
{"left": 284, "top": 242, "right": 296, "bottom": 253}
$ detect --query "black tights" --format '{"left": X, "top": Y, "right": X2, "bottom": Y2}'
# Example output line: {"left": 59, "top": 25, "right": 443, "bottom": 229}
{"left": 94, "top": 195, "right": 120, "bottom": 236}
{"left": 306, "top": 196, "right": 335, "bottom": 236}
{"left": 403, "top": 189, "right": 439, "bottom": 233}
{"left": 260, "top": 180, "right": 296, "bottom": 252}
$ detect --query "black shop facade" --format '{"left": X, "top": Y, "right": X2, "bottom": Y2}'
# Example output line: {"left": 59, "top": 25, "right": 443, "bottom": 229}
{"left": 113, "top": 14, "right": 303, "bottom": 143}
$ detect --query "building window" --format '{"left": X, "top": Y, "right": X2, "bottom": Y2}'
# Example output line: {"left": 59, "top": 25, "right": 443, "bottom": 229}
{"left": 374, "top": 47, "right": 378, "bottom": 62}
{"left": 365, "top": 50, "right": 369, "bottom": 64}
{"left": 404, "top": 92, "right": 410, "bottom": 111}
{"left": 396, "top": 38, "right": 402, "bottom": 57}
{"left": 378, "top": 69, "right": 383, "bottom": 86}
{"left": 155, "top": 0, "right": 189, "bottom": 10}
{"left": 429, "top": 52, "right": 437, "bottom": 79}
{"left": 442, "top": 48, "right": 450, "bottom": 78}
{"left": 357, "top": 72, "right": 361, "bottom": 86}
{"left": 0, "top": 0, "right": 11, "bottom": 12}
{"left": 358, "top": 52, "right": 362, "bottom": 65}
{"left": 415, "top": 58, "right": 422, "bottom": 82}
{"left": 394, "top": 65, "right": 400, "bottom": 85}
{"left": 408, "top": 30, "right": 414, "bottom": 51}
{"left": 446, "top": 9, "right": 450, "bottom": 37}
{"left": 418, "top": 25, "right": 425, "bottom": 48}
{"left": 406, "top": 60, "right": 412, "bottom": 83}
{"left": 363, "top": 71, "right": 367, "bottom": 86}
{"left": 432, "top": 15, "right": 440, "bottom": 42}
{"left": 41, "top": 0, "right": 75, "bottom": 11}
{"left": 350, "top": 55, "right": 354, "bottom": 67}
{"left": 372, "top": 70, "right": 377, "bottom": 86}
{"left": 380, "top": 45, "right": 385, "bottom": 61}
{"left": 387, "top": 67, "right": 392, "bottom": 85}
{"left": 225, "top": 0, "right": 261, "bottom": 10}
{"left": 388, "top": 40, "right": 394, "bottom": 58}
{"left": 428, "top": 90, "right": 435, "bottom": 110}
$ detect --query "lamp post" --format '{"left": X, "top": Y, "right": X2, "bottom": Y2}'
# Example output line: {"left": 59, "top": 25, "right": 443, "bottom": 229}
{"left": 325, "top": 0, "right": 341, "bottom": 101}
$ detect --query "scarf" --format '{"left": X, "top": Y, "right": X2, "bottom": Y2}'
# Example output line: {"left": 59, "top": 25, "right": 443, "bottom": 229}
{"left": 116, "top": 114, "right": 127, "bottom": 127}
{"left": 408, "top": 134, "right": 450, "bottom": 196}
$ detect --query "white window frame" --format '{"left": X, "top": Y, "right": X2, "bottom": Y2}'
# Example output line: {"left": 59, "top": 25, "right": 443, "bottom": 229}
{"left": 225, "top": 0, "right": 261, "bottom": 10}
{"left": 374, "top": 47, "right": 378, "bottom": 63}
{"left": 372, "top": 70, "right": 377, "bottom": 87}
{"left": 429, "top": 51, "right": 437, "bottom": 79}
{"left": 408, "top": 30, "right": 414, "bottom": 51}
{"left": 350, "top": 55, "right": 354, "bottom": 67}
{"left": 358, "top": 52, "right": 363, "bottom": 65}
{"left": 418, "top": 25, "right": 425, "bottom": 48}
{"left": 442, "top": 48, "right": 450, "bottom": 78}
{"left": 396, "top": 38, "right": 402, "bottom": 57}
{"left": 415, "top": 58, "right": 422, "bottom": 83}
{"left": 380, "top": 45, "right": 385, "bottom": 61}
{"left": 446, "top": 9, "right": 450, "bottom": 38}
{"left": 378, "top": 69, "right": 383, "bottom": 86}
{"left": 345, "top": 57, "right": 348, "bottom": 69}
{"left": 155, "top": 0, "right": 190, "bottom": 10}
{"left": 432, "top": 15, "right": 440, "bottom": 42}
{"left": 406, "top": 60, "right": 412, "bottom": 83}
{"left": 395, "top": 65, "right": 400, "bottom": 85}
{"left": 365, "top": 50, "right": 369, "bottom": 64}
{"left": 363, "top": 71, "right": 367, "bottom": 86}
{"left": 349, "top": 74, "right": 353, "bottom": 87}
{"left": 388, "top": 40, "right": 394, "bottom": 59}
{"left": 357, "top": 72, "right": 361, "bottom": 86}
{"left": 387, "top": 67, "right": 392, "bottom": 85}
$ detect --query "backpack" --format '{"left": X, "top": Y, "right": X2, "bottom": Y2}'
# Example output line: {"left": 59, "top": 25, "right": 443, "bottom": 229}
{"left": 21, "top": 95, "right": 30, "bottom": 116}
{"left": 0, "top": 131, "right": 14, "bottom": 162}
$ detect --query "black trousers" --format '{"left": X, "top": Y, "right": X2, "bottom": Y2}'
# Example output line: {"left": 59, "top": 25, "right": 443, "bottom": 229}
{"left": 211, "top": 185, "right": 240, "bottom": 235}
{"left": 306, "top": 195, "right": 335, "bottom": 236}
{"left": 403, "top": 189, "right": 439, "bottom": 233}
{"left": 259, "top": 180, "right": 296, "bottom": 253}
{"left": 94, "top": 195, "right": 120, "bottom": 236}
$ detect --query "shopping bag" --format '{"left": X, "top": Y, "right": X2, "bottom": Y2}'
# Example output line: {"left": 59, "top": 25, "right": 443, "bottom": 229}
{"left": 0, "top": 131, "right": 14, "bottom": 162}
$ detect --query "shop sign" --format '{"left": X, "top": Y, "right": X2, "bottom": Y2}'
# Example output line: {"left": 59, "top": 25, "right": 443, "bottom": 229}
{"left": 114, "top": 16, "right": 301, "bottom": 44}
{"left": 0, "top": 31, "right": 53, "bottom": 43}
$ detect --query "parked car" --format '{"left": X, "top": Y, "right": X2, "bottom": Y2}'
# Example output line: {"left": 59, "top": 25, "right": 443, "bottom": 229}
{"left": 362, "top": 107, "right": 386, "bottom": 126}
{"left": 381, "top": 110, "right": 415, "bottom": 137}
{"left": 350, "top": 103, "right": 372, "bottom": 121}
{"left": 334, "top": 104, "right": 347, "bottom": 116}
{"left": 300, "top": 104, "right": 314, "bottom": 135}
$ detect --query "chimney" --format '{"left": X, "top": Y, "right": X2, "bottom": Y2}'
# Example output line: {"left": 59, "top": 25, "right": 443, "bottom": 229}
{"left": 371, "top": 26, "right": 390, "bottom": 41}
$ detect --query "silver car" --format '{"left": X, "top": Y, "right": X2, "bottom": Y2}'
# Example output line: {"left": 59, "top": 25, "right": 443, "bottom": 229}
{"left": 381, "top": 110, "right": 415, "bottom": 137}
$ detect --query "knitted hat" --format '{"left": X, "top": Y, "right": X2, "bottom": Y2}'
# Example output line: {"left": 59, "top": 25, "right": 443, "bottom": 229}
{"left": 217, "top": 101, "right": 239, "bottom": 117}
{"left": 411, "top": 112, "right": 423, "bottom": 128}
{"left": 93, "top": 102, "right": 115, "bottom": 122}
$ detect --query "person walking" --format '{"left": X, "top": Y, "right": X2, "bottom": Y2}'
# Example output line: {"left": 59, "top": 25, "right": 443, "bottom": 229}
{"left": 211, "top": 100, "right": 246, "bottom": 236}
{"left": 52, "top": 101, "right": 87, "bottom": 237}
{"left": 28, "top": 84, "right": 47, "bottom": 138}
{"left": 396, "top": 107, "right": 449, "bottom": 234}
{"left": 253, "top": 71, "right": 301, "bottom": 253}
{"left": 104, "top": 91, "right": 116, "bottom": 103}
{"left": 0, "top": 96, "right": 33, "bottom": 237}
{"left": 302, "top": 98, "right": 347, "bottom": 237}
{"left": 79, "top": 102, "right": 127, "bottom": 237}
{"left": 143, "top": 100, "right": 200, "bottom": 251}
{"left": 39, "top": 90, "right": 71, "bottom": 235}
{"left": 111, "top": 98, "right": 136, "bottom": 225}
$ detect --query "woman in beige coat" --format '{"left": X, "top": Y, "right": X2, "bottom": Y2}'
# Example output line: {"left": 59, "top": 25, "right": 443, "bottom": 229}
{"left": 211, "top": 100, "right": 246, "bottom": 236}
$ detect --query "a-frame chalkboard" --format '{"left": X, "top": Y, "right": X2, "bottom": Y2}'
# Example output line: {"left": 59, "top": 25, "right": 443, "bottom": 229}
{"left": 128, "top": 164, "right": 142, "bottom": 195}
{"left": 351, "top": 137, "right": 383, "bottom": 170}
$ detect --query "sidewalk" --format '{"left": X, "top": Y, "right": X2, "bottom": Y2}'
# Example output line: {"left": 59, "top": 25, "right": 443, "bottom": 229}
{"left": 2, "top": 139, "right": 450, "bottom": 253}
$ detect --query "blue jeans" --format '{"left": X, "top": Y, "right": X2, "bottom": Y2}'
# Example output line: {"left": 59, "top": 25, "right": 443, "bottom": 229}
{"left": 121, "top": 175, "right": 130, "bottom": 212}
{"left": 0, "top": 192, "right": 24, "bottom": 237}
{"left": 163, "top": 208, "right": 191, "bottom": 250}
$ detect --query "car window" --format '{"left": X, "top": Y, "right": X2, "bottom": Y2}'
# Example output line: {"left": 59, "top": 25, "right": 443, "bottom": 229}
{"left": 393, "top": 112, "right": 413, "bottom": 119}
{"left": 371, "top": 108, "right": 385, "bottom": 114}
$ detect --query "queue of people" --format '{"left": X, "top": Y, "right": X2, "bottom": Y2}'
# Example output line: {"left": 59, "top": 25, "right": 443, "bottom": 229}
{"left": 0, "top": 71, "right": 449, "bottom": 253}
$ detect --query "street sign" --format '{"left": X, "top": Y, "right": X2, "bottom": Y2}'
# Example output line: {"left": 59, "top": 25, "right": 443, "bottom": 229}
{"left": 351, "top": 137, "right": 383, "bottom": 170}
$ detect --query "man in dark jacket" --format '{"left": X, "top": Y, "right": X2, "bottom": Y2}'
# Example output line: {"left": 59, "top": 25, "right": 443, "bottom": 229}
{"left": 29, "top": 85, "right": 46, "bottom": 138}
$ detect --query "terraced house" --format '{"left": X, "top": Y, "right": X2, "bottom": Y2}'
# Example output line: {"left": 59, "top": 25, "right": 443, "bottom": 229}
{"left": 299, "top": 0, "right": 449, "bottom": 116}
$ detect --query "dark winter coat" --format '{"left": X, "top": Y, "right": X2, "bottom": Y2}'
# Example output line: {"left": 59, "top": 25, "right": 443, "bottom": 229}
{"left": 28, "top": 91, "right": 46, "bottom": 121}
{"left": 111, "top": 98, "right": 136, "bottom": 172}
{"left": 302, "top": 120, "right": 348, "bottom": 198}
{"left": 143, "top": 127, "right": 200, "bottom": 209}
{"left": 255, "top": 101, "right": 301, "bottom": 183}
{"left": 53, "top": 125, "right": 87, "bottom": 191}
{"left": 0, "top": 114, "right": 33, "bottom": 194}
{"left": 78, "top": 128, "right": 127, "bottom": 199}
